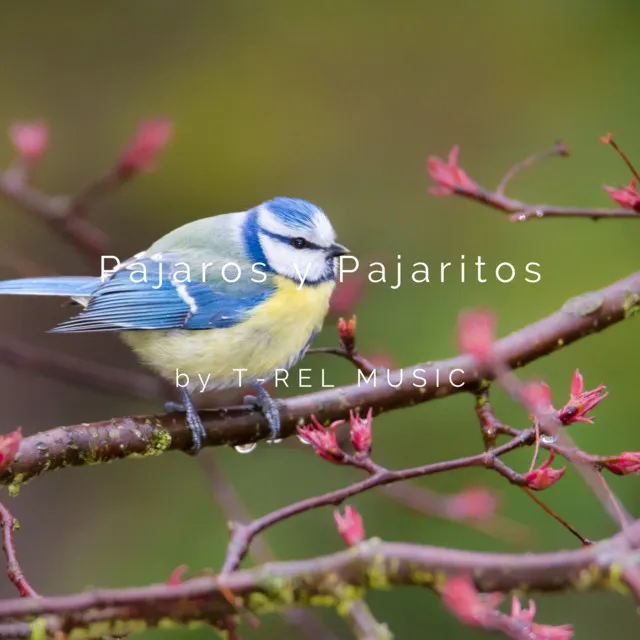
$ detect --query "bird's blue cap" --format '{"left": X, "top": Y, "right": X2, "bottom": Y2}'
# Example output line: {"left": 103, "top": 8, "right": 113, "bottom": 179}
{"left": 263, "top": 197, "right": 322, "bottom": 231}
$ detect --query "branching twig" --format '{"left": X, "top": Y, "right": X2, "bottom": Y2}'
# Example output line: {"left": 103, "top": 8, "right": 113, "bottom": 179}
{"left": 0, "top": 501, "right": 38, "bottom": 598}
{"left": 429, "top": 142, "right": 640, "bottom": 221}
{"left": 496, "top": 140, "right": 569, "bottom": 197}
{"left": 201, "top": 452, "right": 336, "bottom": 640}
{"left": 0, "top": 169, "right": 109, "bottom": 261}
{"left": 219, "top": 431, "right": 533, "bottom": 574}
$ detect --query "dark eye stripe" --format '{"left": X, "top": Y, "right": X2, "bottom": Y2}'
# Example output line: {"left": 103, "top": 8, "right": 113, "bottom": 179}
{"left": 258, "top": 228, "right": 324, "bottom": 251}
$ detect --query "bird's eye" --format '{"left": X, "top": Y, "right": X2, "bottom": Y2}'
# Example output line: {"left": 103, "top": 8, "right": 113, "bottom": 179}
{"left": 291, "top": 237, "right": 308, "bottom": 250}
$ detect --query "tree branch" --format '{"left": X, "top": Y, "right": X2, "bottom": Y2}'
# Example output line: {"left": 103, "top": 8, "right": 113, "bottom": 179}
{"left": 0, "top": 527, "right": 638, "bottom": 638}
{"left": 0, "top": 169, "right": 109, "bottom": 261}
{"left": 0, "top": 338, "right": 164, "bottom": 400}
{"left": 2, "top": 269, "right": 639, "bottom": 491}
{"left": 428, "top": 142, "right": 640, "bottom": 221}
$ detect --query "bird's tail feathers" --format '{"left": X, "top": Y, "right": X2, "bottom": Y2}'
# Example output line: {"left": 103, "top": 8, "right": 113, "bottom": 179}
{"left": 0, "top": 276, "right": 100, "bottom": 297}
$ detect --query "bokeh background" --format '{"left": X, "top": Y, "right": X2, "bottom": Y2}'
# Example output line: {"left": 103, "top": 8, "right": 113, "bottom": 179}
{"left": 0, "top": 1, "right": 638, "bottom": 637}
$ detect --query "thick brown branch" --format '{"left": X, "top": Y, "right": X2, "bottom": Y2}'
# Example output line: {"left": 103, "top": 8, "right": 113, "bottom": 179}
{"left": 1, "top": 269, "right": 639, "bottom": 491}
{"left": 0, "top": 527, "right": 638, "bottom": 638}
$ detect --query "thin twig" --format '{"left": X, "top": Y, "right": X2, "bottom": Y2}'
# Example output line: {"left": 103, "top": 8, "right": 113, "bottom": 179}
{"left": 430, "top": 141, "right": 640, "bottom": 220}
{"left": 200, "top": 452, "right": 337, "bottom": 639}
{"left": 219, "top": 431, "right": 533, "bottom": 574}
{"left": 521, "top": 488, "right": 591, "bottom": 546}
{"left": 496, "top": 140, "right": 569, "bottom": 196}
{"left": 602, "top": 133, "right": 640, "bottom": 181}
{"left": 0, "top": 502, "right": 38, "bottom": 598}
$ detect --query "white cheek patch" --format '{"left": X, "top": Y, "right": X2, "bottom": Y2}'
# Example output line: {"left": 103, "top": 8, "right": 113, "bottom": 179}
{"left": 260, "top": 235, "right": 329, "bottom": 284}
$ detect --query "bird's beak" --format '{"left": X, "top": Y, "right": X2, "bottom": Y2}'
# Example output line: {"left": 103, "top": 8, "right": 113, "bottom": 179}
{"left": 327, "top": 242, "right": 350, "bottom": 258}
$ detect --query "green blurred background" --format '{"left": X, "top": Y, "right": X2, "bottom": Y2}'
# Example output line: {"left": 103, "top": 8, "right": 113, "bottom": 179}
{"left": 0, "top": 1, "right": 638, "bottom": 637}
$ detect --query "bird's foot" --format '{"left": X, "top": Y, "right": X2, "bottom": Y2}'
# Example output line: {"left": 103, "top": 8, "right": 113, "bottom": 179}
{"left": 244, "top": 384, "right": 281, "bottom": 442}
{"left": 171, "top": 389, "right": 207, "bottom": 455}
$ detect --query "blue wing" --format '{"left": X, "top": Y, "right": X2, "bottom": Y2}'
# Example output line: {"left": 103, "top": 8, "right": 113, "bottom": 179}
{"left": 51, "top": 257, "right": 273, "bottom": 333}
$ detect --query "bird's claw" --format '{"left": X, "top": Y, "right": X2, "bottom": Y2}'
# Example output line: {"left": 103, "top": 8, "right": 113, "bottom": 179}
{"left": 174, "top": 390, "right": 206, "bottom": 455}
{"left": 244, "top": 385, "right": 281, "bottom": 443}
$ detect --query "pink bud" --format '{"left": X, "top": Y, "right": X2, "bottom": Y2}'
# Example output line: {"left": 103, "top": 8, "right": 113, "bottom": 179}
{"left": 445, "top": 487, "right": 498, "bottom": 522}
{"left": 333, "top": 505, "right": 365, "bottom": 546}
{"left": 524, "top": 450, "right": 566, "bottom": 491}
{"left": 337, "top": 316, "right": 356, "bottom": 352}
{"left": 0, "top": 427, "right": 22, "bottom": 472}
{"left": 118, "top": 117, "right": 173, "bottom": 177}
{"left": 457, "top": 309, "right": 496, "bottom": 364}
{"left": 166, "top": 564, "right": 188, "bottom": 585}
{"left": 558, "top": 369, "right": 607, "bottom": 425}
{"left": 8, "top": 122, "right": 48, "bottom": 162}
{"left": 427, "top": 146, "right": 478, "bottom": 196}
{"left": 603, "top": 452, "right": 640, "bottom": 476}
{"left": 521, "top": 381, "right": 554, "bottom": 414}
{"left": 296, "top": 417, "right": 345, "bottom": 464}
{"left": 441, "top": 574, "right": 503, "bottom": 627}
{"left": 350, "top": 407, "right": 373, "bottom": 456}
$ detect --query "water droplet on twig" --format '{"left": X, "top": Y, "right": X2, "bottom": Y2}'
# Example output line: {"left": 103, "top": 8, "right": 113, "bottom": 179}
{"left": 234, "top": 442, "right": 257, "bottom": 454}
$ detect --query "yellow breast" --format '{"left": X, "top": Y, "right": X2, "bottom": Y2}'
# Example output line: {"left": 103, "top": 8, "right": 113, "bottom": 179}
{"left": 121, "top": 276, "right": 335, "bottom": 390}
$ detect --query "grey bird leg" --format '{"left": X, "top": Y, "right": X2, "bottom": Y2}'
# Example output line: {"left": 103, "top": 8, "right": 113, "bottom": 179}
{"left": 244, "top": 383, "right": 281, "bottom": 442}
{"left": 164, "top": 389, "right": 207, "bottom": 454}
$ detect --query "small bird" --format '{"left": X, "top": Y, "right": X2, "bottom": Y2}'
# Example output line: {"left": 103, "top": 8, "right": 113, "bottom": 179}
{"left": 0, "top": 197, "right": 349, "bottom": 453}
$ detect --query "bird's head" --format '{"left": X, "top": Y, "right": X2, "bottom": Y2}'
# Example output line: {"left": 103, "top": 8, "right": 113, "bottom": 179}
{"left": 246, "top": 197, "right": 350, "bottom": 285}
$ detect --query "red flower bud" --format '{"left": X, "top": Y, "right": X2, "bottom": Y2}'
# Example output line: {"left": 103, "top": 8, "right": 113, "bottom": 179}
{"left": 603, "top": 180, "right": 640, "bottom": 211}
{"left": 333, "top": 505, "right": 365, "bottom": 546}
{"left": 0, "top": 427, "right": 22, "bottom": 472}
{"left": 557, "top": 369, "right": 607, "bottom": 425}
{"left": 166, "top": 564, "right": 188, "bottom": 585}
{"left": 510, "top": 597, "right": 573, "bottom": 639}
{"left": 350, "top": 407, "right": 373, "bottom": 456}
{"left": 521, "top": 381, "right": 555, "bottom": 415}
{"left": 603, "top": 452, "right": 640, "bottom": 476}
{"left": 441, "top": 574, "right": 503, "bottom": 627}
{"left": 525, "top": 450, "right": 566, "bottom": 491}
{"left": 442, "top": 575, "right": 573, "bottom": 638}
{"left": 296, "top": 416, "right": 345, "bottom": 464}
{"left": 337, "top": 315, "right": 357, "bottom": 352}
{"left": 427, "top": 146, "right": 478, "bottom": 196}
{"left": 118, "top": 117, "right": 173, "bottom": 177}
{"left": 8, "top": 122, "right": 48, "bottom": 162}
{"left": 445, "top": 487, "right": 498, "bottom": 522}
{"left": 457, "top": 309, "right": 496, "bottom": 364}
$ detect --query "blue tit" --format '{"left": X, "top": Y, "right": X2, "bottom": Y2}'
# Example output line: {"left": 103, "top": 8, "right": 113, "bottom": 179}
{"left": 0, "top": 197, "right": 350, "bottom": 453}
